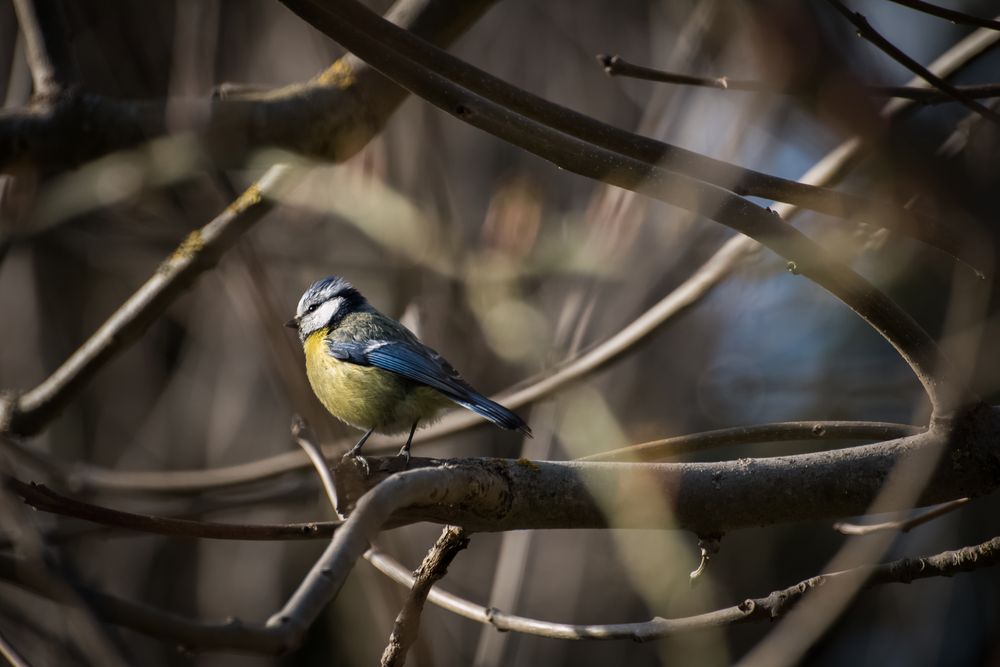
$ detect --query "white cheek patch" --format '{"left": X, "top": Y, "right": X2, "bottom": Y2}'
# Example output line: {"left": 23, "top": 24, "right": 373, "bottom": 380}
{"left": 300, "top": 297, "right": 344, "bottom": 336}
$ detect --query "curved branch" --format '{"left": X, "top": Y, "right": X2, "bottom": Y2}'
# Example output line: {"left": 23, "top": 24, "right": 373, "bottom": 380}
{"left": 332, "top": 406, "right": 1000, "bottom": 534}
{"left": 280, "top": 0, "right": 970, "bottom": 416}
{"left": 366, "top": 534, "right": 1000, "bottom": 640}
{"left": 0, "top": 0, "right": 500, "bottom": 439}
{"left": 583, "top": 420, "right": 922, "bottom": 462}
{"left": 0, "top": 0, "right": 498, "bottom": 169}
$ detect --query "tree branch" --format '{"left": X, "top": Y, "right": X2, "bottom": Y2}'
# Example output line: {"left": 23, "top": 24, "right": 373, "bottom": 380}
{"left": 379, "top": 526, "right": 469, "bottom": 667}
{"left": 833, "top": 496, "right": 969, "bottom": 535}
{"left": 332, "top": 406, "right": 1000, "bottom": 534}
{"left": 885, "top": 0, "right": 1000, "bottom": 31}
{"left": 7, "top": 477, "right": 340, "bottom": 541}
{"left": 0, "top": 0, "right": 499, "bottom": 439}
{"left": 11, "top": 0, "right": 73, "bottom": 98}
{"left": 598, "top": 53, "right": 1000, "bottom": 104}
{"left": 0, "top": 0, "right": 497, "bottom": 169}
{"left": 583, "top": 420, "right": 921, "bottom": 462}
{"left": 280, "top": 0, "right": 970, "bottom": 417}
{"left": 826, "top": 0, "right": 1000, "bottom": 125}
{"left": 366, "top": 534, "right": 1000, "bottom": 640}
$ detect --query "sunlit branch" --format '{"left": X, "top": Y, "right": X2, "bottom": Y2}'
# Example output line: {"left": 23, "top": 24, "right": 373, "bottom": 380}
{"left": 11, "top": 0, "right": 71, "bottom": 98}
{"left": 583, "top": 420, "right": 922, "bottom": 462}
{"left": 367, "top": 533, "right": 1000, "bottom": 640}
{"left": 833, "top": 496, "right": 970, "bottom": 535}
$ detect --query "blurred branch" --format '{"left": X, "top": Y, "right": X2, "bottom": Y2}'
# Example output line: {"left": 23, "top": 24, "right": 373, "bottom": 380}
{"left": 826, "top": 0, "right": 1000, "bottom": 125}
{"left": 0, "top": 0, "right": 498, "bottom": 169}
{"left": 0, "top": 0, "right": 499, "bottom": 439}
{"left": 885, "top": 0, "right": 1000, "bottom": 31}
{"left": 8, "top": 478, "right": 340, "bottom": 540}
{"left": 11, "top": 0, "right": 73, "bottom": 98}
{"left": 583, "top": 420, "right": 922, "bottom": 462}
{"left": 597, "top": 54, "right": 1000, "bottom": 104}
{"left": 833, "top": 496, "right": 969, "bottom": 535}
{"left": 281, "top": 0, "right": 971, "bottom": 417}
{"left": 380, "top": 526, "right": 469, "bottom": 667}
{"left": 0, "top": 628, "right": 30, "bottom": 667}
{"left": 0, "top": 527, "right": 996, "bottom": 653}
{"left": 0, "top": 550, "right": 288, "bottom": 654}
{"left": 277, "top": 2, "right": 990, "bottom": 268}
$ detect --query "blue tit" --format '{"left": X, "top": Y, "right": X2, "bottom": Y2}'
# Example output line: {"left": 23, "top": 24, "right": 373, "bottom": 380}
{"left": 286, "top": 276, "right": 531, "bottom": 464}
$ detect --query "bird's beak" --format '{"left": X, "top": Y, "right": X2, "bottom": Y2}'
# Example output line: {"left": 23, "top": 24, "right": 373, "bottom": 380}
{"left": 284, "top": 317, "right": 299, "bottom": 330}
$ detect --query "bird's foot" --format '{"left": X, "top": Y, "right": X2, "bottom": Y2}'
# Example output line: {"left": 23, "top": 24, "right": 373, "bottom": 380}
{"left": 341, "top": 449, "right": 370, "bottom": 477}
{"left": 395, "top": 444, "right": 411, "bottom": 466}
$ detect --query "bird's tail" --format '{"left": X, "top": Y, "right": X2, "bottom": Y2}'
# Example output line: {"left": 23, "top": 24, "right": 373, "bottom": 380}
{"left": 453, "top": 392, "right": 532, "bottom": 437}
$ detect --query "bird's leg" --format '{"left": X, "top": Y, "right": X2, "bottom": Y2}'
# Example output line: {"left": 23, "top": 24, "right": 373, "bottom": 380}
{"left": 397, "top": 420, "right": 419, "bottom": 464}
{"left": 343, "top": 426, "right": 375, "bottom": 476}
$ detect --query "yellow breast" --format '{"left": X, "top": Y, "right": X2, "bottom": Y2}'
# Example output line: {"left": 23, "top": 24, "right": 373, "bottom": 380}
{"left": 303, "top": 331, "right": 450, "bottom": 434}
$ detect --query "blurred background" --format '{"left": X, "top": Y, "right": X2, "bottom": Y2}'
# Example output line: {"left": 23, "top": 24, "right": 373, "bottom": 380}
{"left": 1, "top": 0, "right": 1000, "bottom": 665}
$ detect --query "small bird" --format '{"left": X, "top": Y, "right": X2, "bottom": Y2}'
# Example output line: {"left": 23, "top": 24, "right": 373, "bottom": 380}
{"left": 287, "top": 276, "right": 531, "bottom": 465}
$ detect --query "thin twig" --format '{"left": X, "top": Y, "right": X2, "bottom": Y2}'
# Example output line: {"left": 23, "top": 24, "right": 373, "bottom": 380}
{"left": 365, "top": 533, "right": 1000, "bottom": 640}
{"left": 281, "top": 0, "right": 970, "bottom": 418}
{"left": 380, "top": 526, "right": 470, "bottom": 667}
{"left": 10, "top": 0, "right": 69, "bottom": 98}
{"left": 833, "top": 497, "right": 970, "bottom": 535}
{"left": 290, "top": 416, "right": 339, "bottom": 511}
{"left": 885, "top": 0, "right": 1000, "bottom": 31}
{"left": 582, "top": 420, "right": 921, "bottom": 461}
{"left": 598, "top": 53, "right": 1000, "bottom": 104}
{"left": 826, "top": 0, "right": 1000, "bottom": 125}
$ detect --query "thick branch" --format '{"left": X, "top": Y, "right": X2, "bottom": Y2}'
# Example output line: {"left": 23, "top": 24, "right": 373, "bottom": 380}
{"left": 332, "top": 406, "right": 1000, "bottom": 533}
{"left": 0, "top": 0, "right": 497, "bottom": 168}
{"left": 278, "top": 2, "right": 978, "bottom": 267}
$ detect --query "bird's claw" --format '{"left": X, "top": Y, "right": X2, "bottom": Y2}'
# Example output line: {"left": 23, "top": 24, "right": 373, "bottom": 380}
{"left": 396, "top": 445, "right": 411, "bottom": 466}
{"left": 342, "top": 450, "right": 370, "bottom": 477}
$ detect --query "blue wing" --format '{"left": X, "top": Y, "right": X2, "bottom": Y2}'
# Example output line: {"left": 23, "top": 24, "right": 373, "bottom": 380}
{"left": 326, "top": 338, "right": 531, "bottom": 435}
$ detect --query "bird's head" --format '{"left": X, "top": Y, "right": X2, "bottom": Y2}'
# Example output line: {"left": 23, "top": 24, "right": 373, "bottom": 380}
{"left": 286, "top": 276, "right": 371, "bottom": 342}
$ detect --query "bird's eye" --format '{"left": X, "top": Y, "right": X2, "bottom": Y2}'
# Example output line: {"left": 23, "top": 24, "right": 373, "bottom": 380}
{"left": 306, "top": 303, "right": 318, "bottom": 314}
